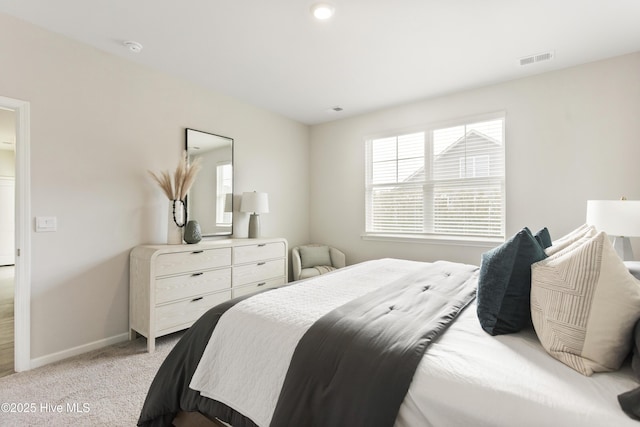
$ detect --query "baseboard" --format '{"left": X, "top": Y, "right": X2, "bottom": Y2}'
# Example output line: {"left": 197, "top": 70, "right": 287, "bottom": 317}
{"left": 29, "top": 332, "right": 130, "bottom": 370}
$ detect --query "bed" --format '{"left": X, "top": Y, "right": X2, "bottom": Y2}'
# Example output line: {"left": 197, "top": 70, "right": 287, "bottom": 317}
{"left": 138, "top": 226, "right": 640, "bottom": 427}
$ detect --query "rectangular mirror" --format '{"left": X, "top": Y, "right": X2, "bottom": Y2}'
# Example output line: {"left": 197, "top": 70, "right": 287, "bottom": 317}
{"left": 186, "top": 128, "right": 234, "bottom": 237}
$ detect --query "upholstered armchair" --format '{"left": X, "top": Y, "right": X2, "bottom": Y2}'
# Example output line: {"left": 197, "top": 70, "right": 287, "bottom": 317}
{"left": 291, "top": 244, "right": 346, "bottom": 281}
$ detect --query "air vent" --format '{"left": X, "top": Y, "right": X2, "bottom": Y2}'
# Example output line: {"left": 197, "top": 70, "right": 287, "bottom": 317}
{"left": 519, "top": 51, "right": 554, "bottom": 67}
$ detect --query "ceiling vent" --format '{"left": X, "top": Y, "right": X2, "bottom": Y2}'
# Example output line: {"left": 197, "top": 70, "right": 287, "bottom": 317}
{"left": 519, "top": 51, "right": 554, "bottom": 67}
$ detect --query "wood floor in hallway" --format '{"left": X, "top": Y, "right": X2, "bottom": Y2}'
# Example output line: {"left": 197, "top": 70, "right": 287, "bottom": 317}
{"left": 0, "top": 266, "right": 14, "bottom": 378}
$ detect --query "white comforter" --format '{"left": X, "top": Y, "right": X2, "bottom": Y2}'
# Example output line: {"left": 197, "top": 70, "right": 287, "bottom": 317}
{"left": 398, "top": 299, "right": 639, "bottom": 426}
{"left": 190, "top": 258, "right": 426, "bottom": 426}
{"left": 190, "top": 258, "right": 639, "bottom": 427}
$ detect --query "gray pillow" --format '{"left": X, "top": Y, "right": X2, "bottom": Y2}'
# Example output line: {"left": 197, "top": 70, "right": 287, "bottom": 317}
{"left": 632, "top": 320, "right": 640, "bottom": 380}
{"left": 534, "top": 227, "right": 552, "bottom": 249}
{"left": 477, "top": 227, "right": 547, "bottom": 335}
{"left": 299, "top": 245, "right": 332, "bottom": 269}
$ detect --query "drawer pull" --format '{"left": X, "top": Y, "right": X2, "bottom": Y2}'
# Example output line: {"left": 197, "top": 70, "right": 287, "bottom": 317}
{"left": 191, "top": 272, "right": 203, "bottom": 277}
{"left": 257, "top": 244, "right": 266, "bottom": 247}
{"left": 191, "top": 297, "right": 204, "bottom": 302}
{"left": 191, "top": 250, "right": 204, "bottom": 254}
{"left": 257, "top": 282, "right": 266, "bottom": 287}
{"left": 257, "top": 262, "right": 266, "bottom": 266}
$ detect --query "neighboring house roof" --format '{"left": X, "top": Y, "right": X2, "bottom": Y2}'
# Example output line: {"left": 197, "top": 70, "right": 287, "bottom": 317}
{"left": 435, "top": 129, "right": 501, "bottom": 161}
{"left": 399, "top": 129, "right": 501, "bottom": 184}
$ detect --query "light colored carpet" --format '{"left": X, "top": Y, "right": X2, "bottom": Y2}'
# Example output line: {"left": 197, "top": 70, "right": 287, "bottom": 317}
{"left": 0, "top": 331, "right": 183, "bottom": 426}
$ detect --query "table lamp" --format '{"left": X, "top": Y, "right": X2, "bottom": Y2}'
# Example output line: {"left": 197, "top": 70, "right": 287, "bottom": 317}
{"left": 586, "top": 199, "right": 640, "bottom": 260}
{"left": 241, "top": 191, "right": 269, "bottom": 238}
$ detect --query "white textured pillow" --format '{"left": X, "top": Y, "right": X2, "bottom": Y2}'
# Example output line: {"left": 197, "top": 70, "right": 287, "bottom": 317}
{"left": 544, "top": 224, "right": 596, "bottom": 256}
{"left": 531, "top": 231, "right": 640, "bottom": 376}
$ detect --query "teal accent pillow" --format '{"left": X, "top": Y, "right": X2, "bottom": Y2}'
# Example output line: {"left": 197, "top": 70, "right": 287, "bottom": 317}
{"left": 631, "top": 320, "right": 640, "bottom": 380}
{"left": 534, "top": 227, "right": 552, "bottom": 249}
{"left": 477, "top": 227, "right": 547, "bottom": 335}
{"left": 299, "top": 245, "right": 332, "bottom": 269}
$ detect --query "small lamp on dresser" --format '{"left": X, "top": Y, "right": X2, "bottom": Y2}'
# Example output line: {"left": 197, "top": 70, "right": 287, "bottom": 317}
{"left": 586, "top": 198, "right": 640, "bottom": 261}
{"left": 241, "top": 191, "right": 269, "bottom": 238}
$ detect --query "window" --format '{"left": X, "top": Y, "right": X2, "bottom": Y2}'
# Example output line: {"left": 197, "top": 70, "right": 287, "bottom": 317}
{"left": 216, "top": 162, "right": 233, "bottom": 225}
{"left": 459, "top": 155, "right": 489, "bottom": 178}
{"left": 365, "top": 114, "right": 505, "bottom": 241}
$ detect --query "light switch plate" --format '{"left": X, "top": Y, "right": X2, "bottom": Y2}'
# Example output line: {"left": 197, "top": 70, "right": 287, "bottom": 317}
{"left": 35, "top": 216, "right": 57, "bottom": 232}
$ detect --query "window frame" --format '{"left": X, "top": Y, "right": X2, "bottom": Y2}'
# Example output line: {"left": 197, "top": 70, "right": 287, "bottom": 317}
{"left": 363, "top": 112, "right": 506, "bottom": 246}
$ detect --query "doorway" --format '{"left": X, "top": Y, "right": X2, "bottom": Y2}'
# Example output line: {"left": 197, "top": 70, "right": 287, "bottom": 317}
{"left": 0, "top": 96, "right": 30, "bottom": 374}
{"left": 0, "top": 109, "right": 15, "bottom": 377}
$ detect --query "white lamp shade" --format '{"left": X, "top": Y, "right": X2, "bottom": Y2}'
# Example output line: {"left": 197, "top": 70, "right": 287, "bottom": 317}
{"left": 241, "top": 191, "right": 269, "bottom": 214}
{"left": 586, "top": 200, "right": 640, "bottom": 237}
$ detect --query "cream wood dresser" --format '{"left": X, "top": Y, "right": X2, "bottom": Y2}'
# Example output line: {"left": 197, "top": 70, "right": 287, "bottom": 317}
{"left": 129, "top": 237, "right": 288, "bottom": 352}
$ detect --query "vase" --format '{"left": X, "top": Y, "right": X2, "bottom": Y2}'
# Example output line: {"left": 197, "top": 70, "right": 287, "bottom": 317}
{"left": 184, "top": 220, "right": 202, "bottom": 244}
{"left": 167, "top": 200, "right": 185, "bottom": 244}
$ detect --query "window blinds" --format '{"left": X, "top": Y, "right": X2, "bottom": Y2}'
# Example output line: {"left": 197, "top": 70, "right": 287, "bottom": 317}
{"left": 365, "top": 116, "right": 505, "bottom": 239}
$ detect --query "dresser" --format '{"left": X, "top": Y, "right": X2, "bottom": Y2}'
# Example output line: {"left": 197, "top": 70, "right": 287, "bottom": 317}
{"left": 129, "top": 237, "right": 288, "bottom": 351}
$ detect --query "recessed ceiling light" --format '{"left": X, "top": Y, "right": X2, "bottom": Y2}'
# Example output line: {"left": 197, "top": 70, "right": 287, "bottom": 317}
{"left": 326, "top": 106, "right": 344, "bottom": 114}
{"left": 310, "top": 3, "right": 335, "bottom": 20}
{"left": 123, "top": 40, "right": 143, "bottom": 53}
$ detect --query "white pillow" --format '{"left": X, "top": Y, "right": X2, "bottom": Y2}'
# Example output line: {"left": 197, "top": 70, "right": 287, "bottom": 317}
{"left": 544, "top": 224, "right": 596, "bottom": 256}
{"left": 531, "top": 231, "right": 640, "bottom": 376}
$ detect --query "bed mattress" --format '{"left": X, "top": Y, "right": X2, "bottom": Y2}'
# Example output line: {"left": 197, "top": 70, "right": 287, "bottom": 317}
{"left": 399, "top": 299, "right": 638, "bottom": 426}
{"left": 139, "top": 258, "right": 639, "bottom": 427}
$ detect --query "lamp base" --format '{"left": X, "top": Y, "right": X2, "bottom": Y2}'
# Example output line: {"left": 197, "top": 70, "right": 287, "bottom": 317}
{"left": 613, "top": 236, "right": 634, "bottom": 261}
{"left": 248, "top": 213, "right": 260, "bottom": 238}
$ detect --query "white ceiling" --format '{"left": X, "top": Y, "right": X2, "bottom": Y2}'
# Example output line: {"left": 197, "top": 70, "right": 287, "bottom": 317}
{"left": 1, "top": 0, "right": 640, "bottom": 125}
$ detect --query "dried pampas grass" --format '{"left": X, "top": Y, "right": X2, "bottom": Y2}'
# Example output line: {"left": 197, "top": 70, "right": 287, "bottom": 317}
{"left": 148, "top": 151, "right": 202, "bottom": 200}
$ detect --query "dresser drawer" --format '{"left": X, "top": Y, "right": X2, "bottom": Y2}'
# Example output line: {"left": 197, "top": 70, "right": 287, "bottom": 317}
{"left": 155, "top": 247, "right": 231, "bottom": 277}
{"left": 233, "top": 241, "right": 286, "bottom": 264}
{"left": 155, "top": 268, "right": 231, "bottom": 304}
{"left": 233, "top": 258, "right": 286, "bottom": 287}
{"left": 155, "top": 290, "right": 231, "bottom": 333}
{"left": 232, "top": 277, "right": 286, "bottom": 298}
{"left": 130, "top": 238, "right": 287, "bottom": 352}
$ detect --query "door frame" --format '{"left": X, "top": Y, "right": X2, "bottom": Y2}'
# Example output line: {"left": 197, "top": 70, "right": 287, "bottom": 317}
{"left": 0, "top": 96, "right": 31, "bottom": 372}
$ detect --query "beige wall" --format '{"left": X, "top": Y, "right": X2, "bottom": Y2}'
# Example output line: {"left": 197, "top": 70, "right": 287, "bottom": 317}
{"left": 0, "top": 13, "right": 310, "bottom": 360}
{"left": 0, "top": 109, "right": 15, "bottom": 176}
{"left": 3, "top": 9, "right": 640, "bottom": 365}
{"left": 309, "top": 52, "right": 640, "bottom": 266}
{"left": 0, "top": 151, "right": 14, "bottom": 177}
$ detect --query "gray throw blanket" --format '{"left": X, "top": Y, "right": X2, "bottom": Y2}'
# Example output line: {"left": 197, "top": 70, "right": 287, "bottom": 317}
{"left": 270, "top": 261, "right": 478, "bottom": 427}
